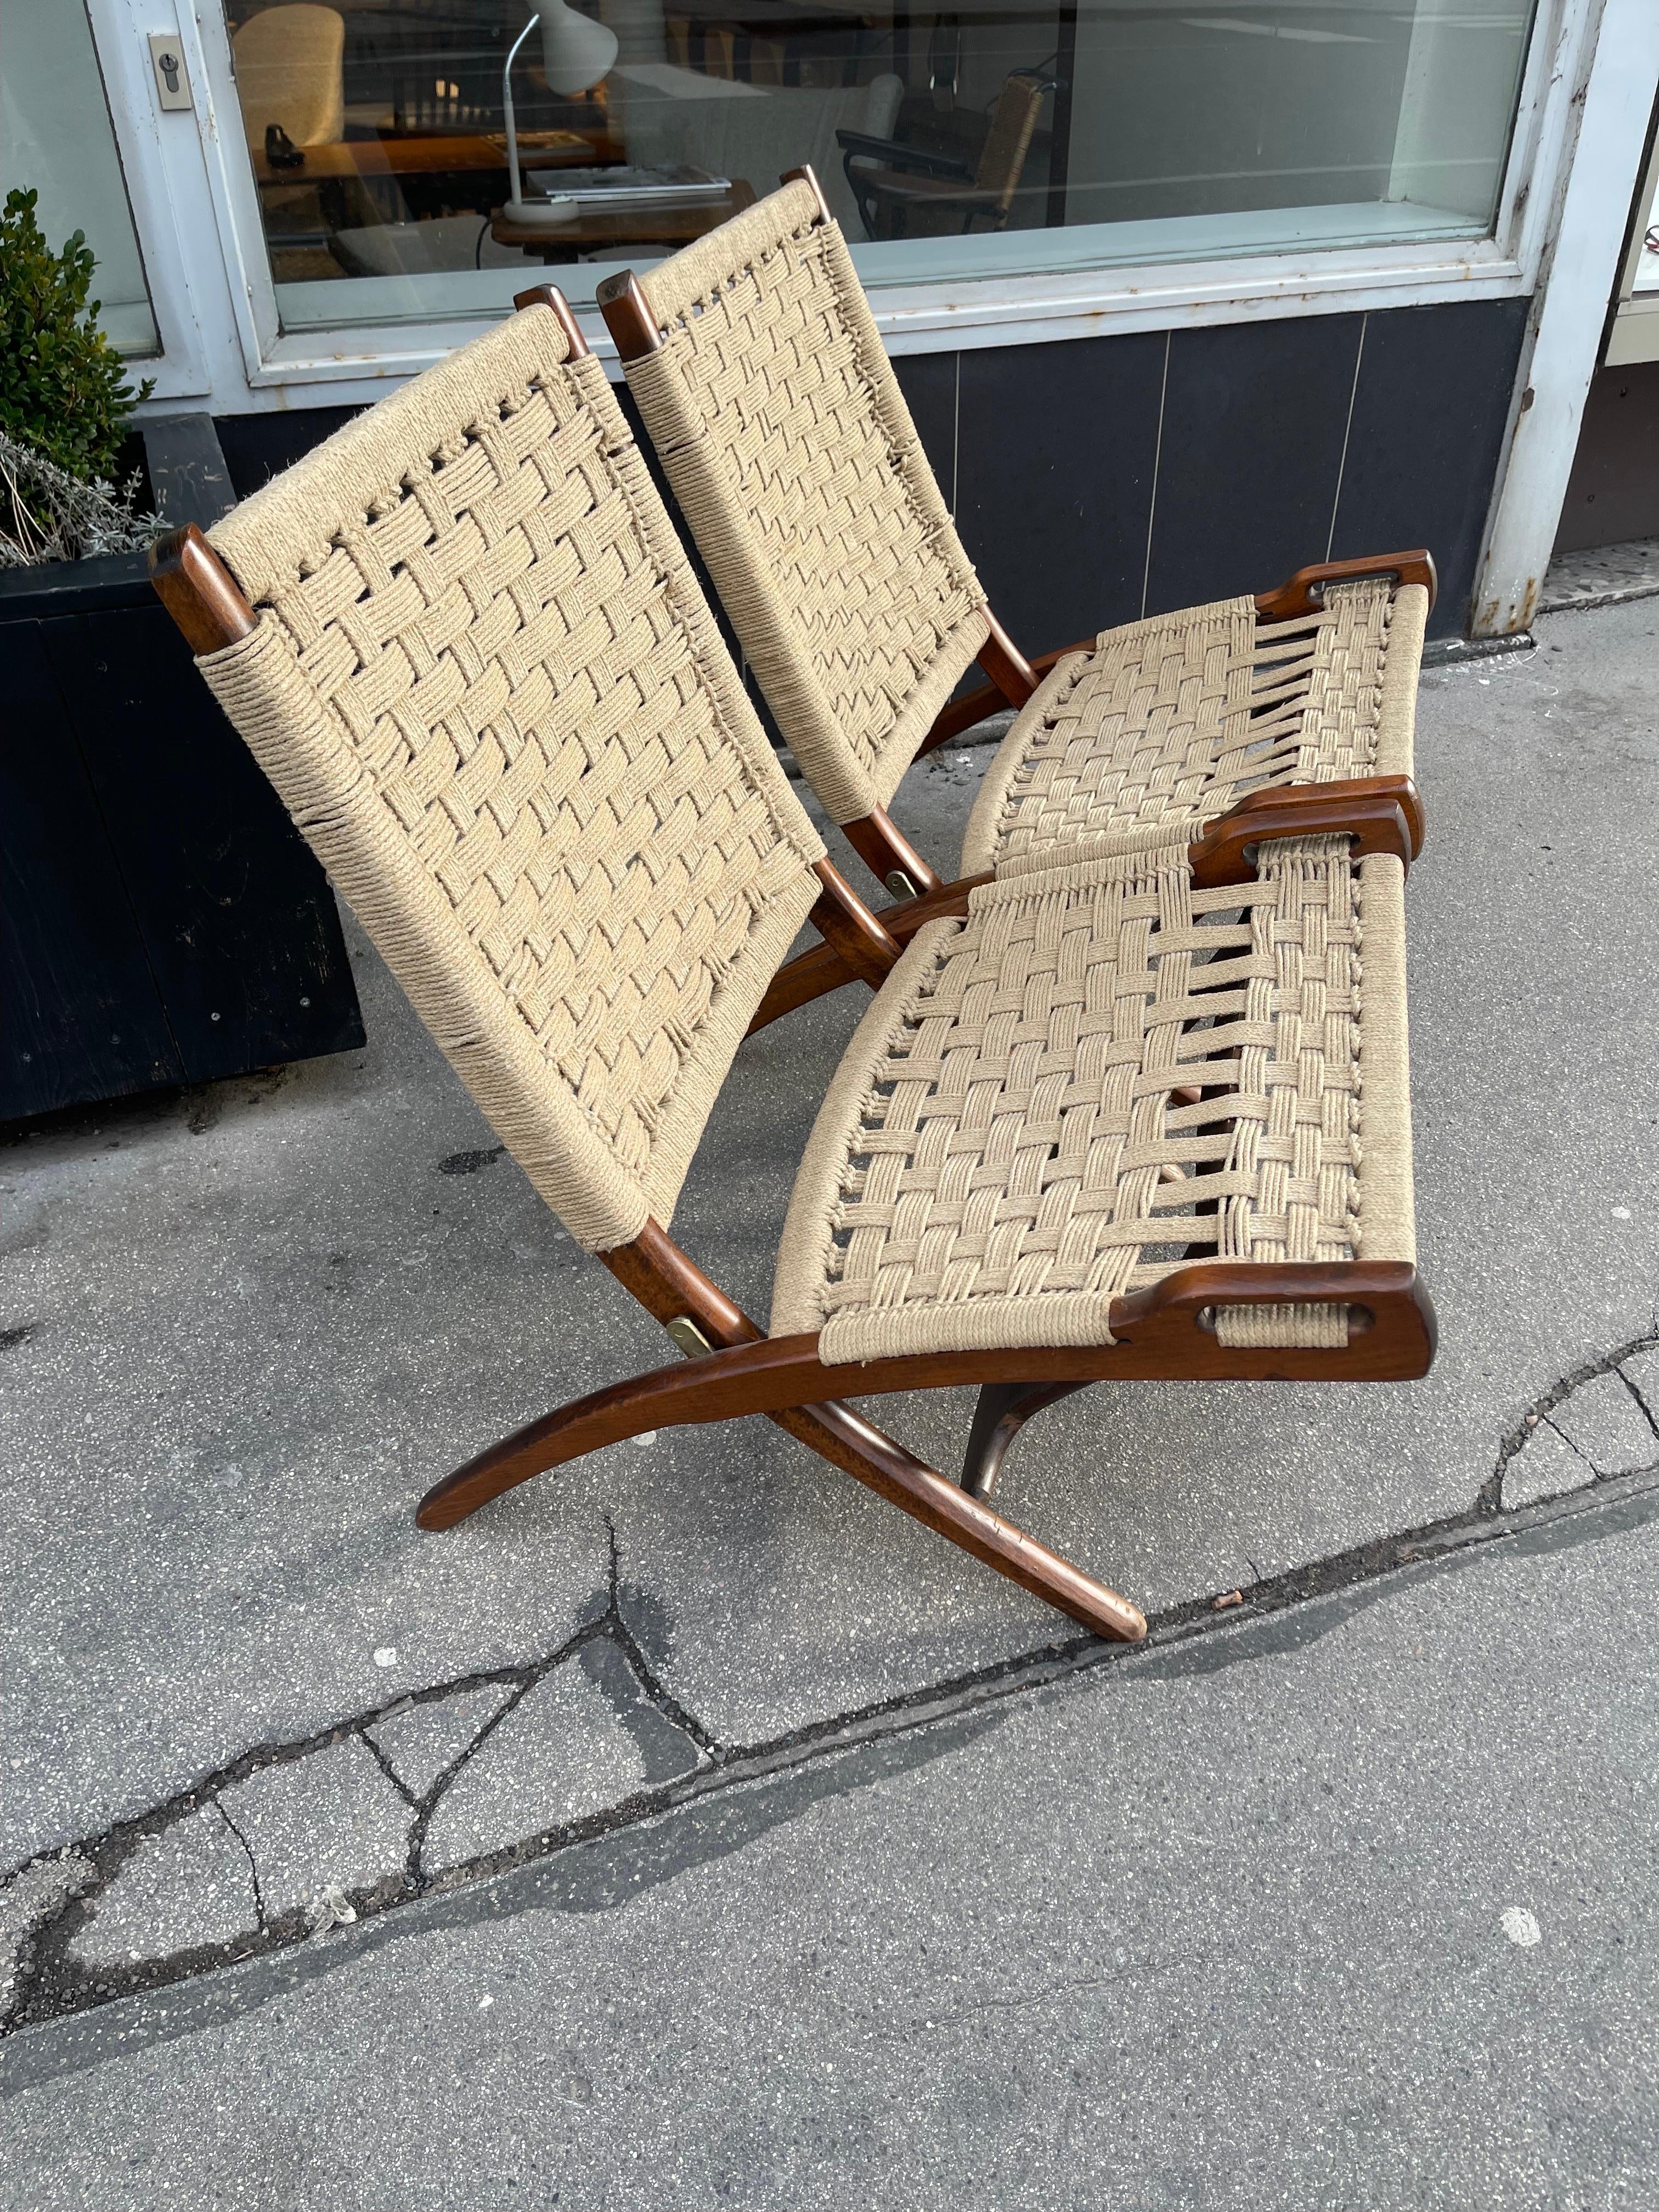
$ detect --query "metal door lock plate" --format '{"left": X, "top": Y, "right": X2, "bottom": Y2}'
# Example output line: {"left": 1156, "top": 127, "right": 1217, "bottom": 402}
{"left": 148, "top": 32, "right": 194, "bottom": 111}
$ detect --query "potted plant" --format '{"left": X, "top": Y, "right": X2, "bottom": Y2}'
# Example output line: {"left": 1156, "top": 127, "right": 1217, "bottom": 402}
{"left": 0, "top": 188, "right": 362, "bottom": 1122}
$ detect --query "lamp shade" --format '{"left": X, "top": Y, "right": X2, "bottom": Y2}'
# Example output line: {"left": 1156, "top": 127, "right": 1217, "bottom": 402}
{"left": 538, "top": 0, "right": 618, "bottom": 95}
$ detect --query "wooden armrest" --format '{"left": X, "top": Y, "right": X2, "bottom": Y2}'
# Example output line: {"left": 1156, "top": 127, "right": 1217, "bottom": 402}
{"left": 1256, "top": 549, "right": 1437, "bottom": 621}
{"left": 1188, "top": 776, "right": 1425, "bottom": 888}
{"left": 1108, "top": 1261, "right": 1435, "bottom": 1379}
{"left": 835, "top": 131, "right": 972, "bottom": 179}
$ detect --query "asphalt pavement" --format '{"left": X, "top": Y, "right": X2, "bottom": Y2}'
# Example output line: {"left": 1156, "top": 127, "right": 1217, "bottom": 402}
{"left": 1, "top": 597, "right": 1655, "bottom": 2207}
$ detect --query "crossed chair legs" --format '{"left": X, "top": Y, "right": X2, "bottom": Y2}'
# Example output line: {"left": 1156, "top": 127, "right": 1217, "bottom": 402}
{"left": 417, "top": 1220, "right": 1436, "bottom": 1644}
{"left": 417, "top": 1219, "right": 1153, "bottom": 1640}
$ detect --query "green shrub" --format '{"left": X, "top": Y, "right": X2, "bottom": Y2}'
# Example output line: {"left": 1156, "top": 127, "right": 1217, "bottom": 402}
{"left": 0, "top": 187, "right": 154, "bottom": 484}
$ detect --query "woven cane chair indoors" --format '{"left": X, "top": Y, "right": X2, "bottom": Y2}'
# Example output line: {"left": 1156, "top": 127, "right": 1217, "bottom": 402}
{"left": 837, "top": 69, "right": 1057, "bottom": 241}
{"left": 150, "top": 287, "right": 1434, "bottom": 1646}
{"left": 596, "top": 172, "right": 1434, "bottom": 1011}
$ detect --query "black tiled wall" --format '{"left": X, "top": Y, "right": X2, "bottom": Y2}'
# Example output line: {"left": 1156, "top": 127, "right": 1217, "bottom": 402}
{"left": 214, "top": 295, "right": 1528, "bottom": 648}
{"left": 960, "top": 332, "right": 1167, "bottom": 641}
{"left": 215, "top": 408, "right": 362, "bottom": 498}
{"left": 895, "top": 297, "right": 1529, "bottom": 645}
{"left": 1331, "top": 301, "right": 1531, "bottom": 609}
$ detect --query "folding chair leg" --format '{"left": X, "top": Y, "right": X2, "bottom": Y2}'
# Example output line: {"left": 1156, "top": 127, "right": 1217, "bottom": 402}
{"left": 960, "top": 1380, "right": 1093, "bottom": 1499}
{"left": 771, "top": 1398, "right": 1144, "bottom": 1640}
{"left": 418, "top": 1374, "right": 1145, "bottom": 1642}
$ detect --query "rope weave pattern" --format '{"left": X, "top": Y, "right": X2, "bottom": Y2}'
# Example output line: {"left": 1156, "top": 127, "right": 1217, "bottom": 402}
{"left": 626, "top": 184, "right": 988, "bottom": 822}
{"left": 776, "top": 837, "right": 1368, "bottom": 1361}
{"left": 972, "top": 580, "right": 1396, "bottom": 870}
{"left": 202, "top": 317, "right": 822, "bottom": 1252}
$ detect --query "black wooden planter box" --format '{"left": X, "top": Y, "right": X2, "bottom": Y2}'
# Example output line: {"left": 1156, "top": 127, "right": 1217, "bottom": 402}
{"left": 2, "top": 510, "right": 364, "bottom": 1123}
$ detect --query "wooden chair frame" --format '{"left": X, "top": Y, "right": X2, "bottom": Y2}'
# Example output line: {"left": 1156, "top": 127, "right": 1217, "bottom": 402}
{"left": 149, "top": 292, "right": 1437, "bottom": 1647}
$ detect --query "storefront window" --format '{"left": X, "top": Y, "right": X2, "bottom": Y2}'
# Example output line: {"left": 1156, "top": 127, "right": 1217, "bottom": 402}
{"left": 219, "top": 0, "right": 1537, "bottom": 335}
{"left": 1, "top": 0, "right": 160, "bottom": 356}
{"left": 1634, "top": 161, "right": 1659, "bottom": 300}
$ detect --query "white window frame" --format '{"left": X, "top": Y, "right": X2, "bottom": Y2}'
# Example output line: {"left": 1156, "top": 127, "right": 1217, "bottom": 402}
{"left": 94, "top": 0, "right": 1585, "bottom": 415}
{"left": 57, "top": 0, "right": 210, "bottom": 398}
{"left": 1603, "top": 95, "right": 1659, "bottom": 365}
{"left": 1472, "top": 0, "right": 1659, "bottom": 631}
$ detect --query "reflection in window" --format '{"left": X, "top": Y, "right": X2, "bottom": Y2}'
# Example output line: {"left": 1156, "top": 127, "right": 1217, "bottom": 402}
{"left": 1, "top": 0, "right": 159, "bottom": 356}
{"left": 221, "top": 0, "right": 1536, "bottom": 335}
{"left": 1638, "top": 163, "right": 1659, "bottom": 297}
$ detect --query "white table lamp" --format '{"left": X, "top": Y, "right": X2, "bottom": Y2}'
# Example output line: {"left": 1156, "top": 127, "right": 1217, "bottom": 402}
{"left": 539, "top": 0, "right": 618, "bottom": 95}
{"left": 501, "top": 9, "right": 618, "bottom": 227}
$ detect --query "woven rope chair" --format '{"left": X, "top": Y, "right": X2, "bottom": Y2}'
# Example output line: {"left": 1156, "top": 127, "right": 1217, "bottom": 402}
{"left": 596, "top": 172, "right": 1432, "bottom": 983}
{"left": 151, "top": 287, "right": 1432, "bottom": 1645}
{"left": 838, "top": 70, "right": 1054, "bottom": 241}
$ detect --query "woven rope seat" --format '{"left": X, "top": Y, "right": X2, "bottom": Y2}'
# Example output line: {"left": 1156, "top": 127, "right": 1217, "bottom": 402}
{"left": 960, "top": 576, "right": 1425, "bottom": 874}
{"left": 604, "top": 177, "right": 1430, "bottom": 888}
{"left": 773, "top": 834, "right": 1415, "bottom": 1363}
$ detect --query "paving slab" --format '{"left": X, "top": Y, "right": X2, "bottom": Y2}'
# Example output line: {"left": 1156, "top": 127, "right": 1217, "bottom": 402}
{"left": 365, "top": 1684, "right": 516, "bottom": 1801}
{"left": 1622, "top": 1341, "right": 1659, "bottom": 1419}
{"left": 66, "top": 1811, "right": 256, "bottom": 1972}
{"left": 420, "top": 1640, "right": 696, "bottom": 1876}
{"left": 1539, "top": 534, "right": 1659, "bottom": 614}
{"left": 1548, "top": 1368, "right": 1659, "bottom": 1476}
{"left": 219, "top": 1740, "right": 414, "bottom": 1925}
{"left": 1502, "top": 1417, "right": 1595, "bottom": 1509}
{"left": 3, "top": 1482, "right": 1653, "bottom": 2209}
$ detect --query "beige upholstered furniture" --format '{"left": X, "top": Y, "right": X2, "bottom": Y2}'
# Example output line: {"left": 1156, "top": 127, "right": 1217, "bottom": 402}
{"left": 179, "top": 304, "right": 823, "bottom": 1256}
{"left": 774, "top": 830, "right": 1416, "bottom": 1363}
{"left": 233, "top": 3, "right": 346, "bottom": 151}
{"left": 599, "top": 174, "right": 1431, "bottom": 905}
{"left": 150, "top": 285, "right": 1432, "bottom": 1645}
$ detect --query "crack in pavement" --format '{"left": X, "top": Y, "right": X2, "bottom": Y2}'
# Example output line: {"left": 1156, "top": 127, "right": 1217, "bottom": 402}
{"left": 354, "top": 1729, "right": 423, "bottom": 1818}
{"left": 883, "top": 1952, "right": 1211, "bottom": 2038}
{"left": 4, "top": 1530, "right": 712, "bottom": 2036}
{"left": 7, "top": 1459, "right": 1656, "bottom": 2101}
{"left": 5, "top": 1334, "right": 1658, "bottom": 2074}
{"left": 211, "top": 1805, "right": 267, "bottom": 1937}
{"left": 1539, "top": 1410, "right": 1597, "bottom": 1471}
{"left": 398, "top": 1625, "right": 604, "bottom": 1886}
{"left": 1479, "top": 1330, "right": 1659, "bottom": 1507}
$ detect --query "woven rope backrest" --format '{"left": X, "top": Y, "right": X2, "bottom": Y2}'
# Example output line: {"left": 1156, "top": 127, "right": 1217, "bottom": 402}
{"left": 975, "top": 74, "right": 1044, "bottom": 204}
{"left": 196, "top": 307, "right": 825, "bottom": 1254}
{"left": 774, "top": 836, "right": 1413, "bottom": 1362}
{"left": 622, "top": 179, "right": 990, "bottom": 826}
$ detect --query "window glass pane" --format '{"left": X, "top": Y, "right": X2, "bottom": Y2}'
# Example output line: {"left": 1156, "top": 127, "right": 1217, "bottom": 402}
{"left": 0, "top": 0, "right": 160, "bottom": 356}
{"left": 220, "top": 0, "right": 1535, "bottom": 335}
{"left": 1635, "top": 163, "right": 1659, "bottom": 297}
